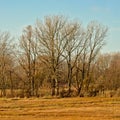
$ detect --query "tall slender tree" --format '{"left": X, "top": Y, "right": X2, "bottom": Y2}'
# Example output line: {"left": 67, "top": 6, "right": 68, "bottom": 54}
{"left": 0, "top": 32, "right": 14, "bottom": 97}
{"left": 19, "top": 25, "right": 39, "bottom": 97}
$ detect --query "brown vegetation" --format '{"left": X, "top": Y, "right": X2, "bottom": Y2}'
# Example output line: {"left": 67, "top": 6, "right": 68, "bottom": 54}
{"left": 0, "top": 15, "right": 120, "bottom": 98}
{"left": 0, "top": 97, "right": 120, "bottom": 120}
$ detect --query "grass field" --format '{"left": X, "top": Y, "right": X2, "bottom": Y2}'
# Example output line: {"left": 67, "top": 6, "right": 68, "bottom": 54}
{"left": 0, "top": 97, "right": 120, "bottom": 120}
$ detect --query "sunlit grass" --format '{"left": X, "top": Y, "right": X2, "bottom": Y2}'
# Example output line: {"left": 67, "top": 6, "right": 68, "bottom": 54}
{"left": 0, "top": 97, "right": 120, "bottom": 120}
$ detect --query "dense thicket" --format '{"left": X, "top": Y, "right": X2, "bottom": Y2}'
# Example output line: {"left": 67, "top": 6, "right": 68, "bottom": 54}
{"left": 0, "top": 16, "right": 119, "bottom": 98}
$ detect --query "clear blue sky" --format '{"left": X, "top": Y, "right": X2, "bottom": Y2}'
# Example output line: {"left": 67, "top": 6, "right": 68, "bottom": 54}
{"left": 0, "top": 0, "right": 120, "bottom": 53}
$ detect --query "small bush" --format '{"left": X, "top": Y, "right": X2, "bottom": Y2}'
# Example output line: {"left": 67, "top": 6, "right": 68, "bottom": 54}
{"left": 115, "top": 88, "right": 120, "bottom": 97}
{"left": 60, "top": 89, "right": 77, "bottom": 98}
{"left": 103, "top": 90, "right": 116, "bottom": 97}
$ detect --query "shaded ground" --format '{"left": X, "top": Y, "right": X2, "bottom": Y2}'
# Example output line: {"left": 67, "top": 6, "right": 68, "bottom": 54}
{"left": 0, "top": 97, "right": 120, "bottom": 120}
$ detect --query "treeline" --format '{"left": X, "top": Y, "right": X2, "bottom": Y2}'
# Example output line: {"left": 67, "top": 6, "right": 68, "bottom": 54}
{"left": 0, "top": 16, "right": 119, "bottom": 98}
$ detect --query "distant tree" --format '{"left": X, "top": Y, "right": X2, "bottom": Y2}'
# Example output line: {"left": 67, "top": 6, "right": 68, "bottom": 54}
{"left": 106, "top": 53, "right": 120, "bottom": 90}
{"left": 95, "top": 54, "right": 112, "bottom": 91}
{"left": 74, "top": 21, "right": 108, "bottom": 96}
{"left": 0, "top": 32, "right": 14, "bottom": 97}
{"left": 84, "top": 21, "right": 107, "bottom": 92}
{"left": 63, "top": 21, "right": 85, "bottom": 95}
{"left": 18, "top": 25, "right": 39, "bottom": 97}
{"left": 36, "top": 16, "right": 71, "bottom": 96}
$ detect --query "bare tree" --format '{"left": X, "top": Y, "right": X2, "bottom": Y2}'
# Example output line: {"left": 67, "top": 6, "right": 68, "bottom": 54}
{"left": 19, "top": 25, "right": 39, "bottom": 97}
{"left": 0, "top": 32, "right": 14, "bottom": 97}
{"left": 74, "top": 39, "right": 88, "bottom": 96}
{"left": 72, "top": 21, "right": 107, "bottom": 96}
{"left": 36, "top": 16, "right": 81, "bottom": 96}
{"left": 63, "top": 22, "right": 85, "bottom": 95}
{"left": 84, "top": 21, "right": 108, "bottom": 92}
{"left": 106, "top": 53, "right": 120, "bottom": 90}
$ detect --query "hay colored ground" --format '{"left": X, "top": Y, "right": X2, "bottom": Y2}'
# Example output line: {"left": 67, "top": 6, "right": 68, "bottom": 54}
{"left": 0, "top": 97, "right": 120, "bottom": 120}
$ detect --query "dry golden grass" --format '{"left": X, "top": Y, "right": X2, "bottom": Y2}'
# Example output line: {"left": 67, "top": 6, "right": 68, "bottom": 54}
{"left": 0, "top": 97, "right": 120, "bottom": 120}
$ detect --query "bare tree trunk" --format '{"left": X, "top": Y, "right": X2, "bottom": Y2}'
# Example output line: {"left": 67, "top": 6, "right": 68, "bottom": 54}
{"left": 68, "top": 64, "right": 72, "bottom": 95}
{"left": 56, "top": 78, "right": 59, "bottom": 96}
{"left": 1, "top": 76, "right": 6, "bottom": 97}
{"left": 51, "top": 79, "right": 55, "bottom": 96}
{"left": 9, "top": 71, "right": 14, "bottom": 97}
{"left": 67, "top": 50, "right": 72, "bottom": 95}
{"left": 1, "top": 62, "right": 6, "bottom": 97}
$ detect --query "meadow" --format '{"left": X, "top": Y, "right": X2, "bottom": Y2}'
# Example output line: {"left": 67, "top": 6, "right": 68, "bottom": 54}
{"left": 0, "top": 97, "right": 120, "bottom": 120}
